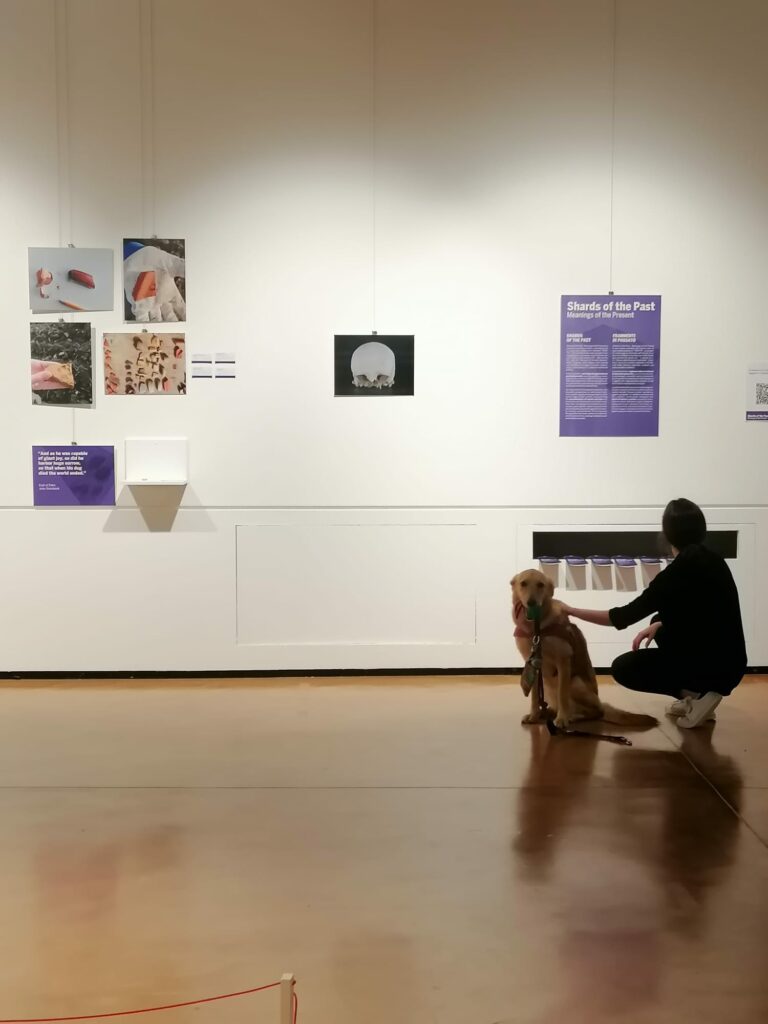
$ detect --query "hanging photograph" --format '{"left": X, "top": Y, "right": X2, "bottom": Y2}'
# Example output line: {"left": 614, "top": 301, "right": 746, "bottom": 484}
{"left": 28, "top": 247, "right": 114, "bottom": 314}
{"left": 334, "top": 335, "right": 414, "bottom": 397}
{"left": 30, "top": 322, "right": 93, "bottom": 406}
{"left": 103, "top": 332, "right": 186, "bottom": 395}
{"left": 123, "top": 238, "right": 186, "bottom": 323}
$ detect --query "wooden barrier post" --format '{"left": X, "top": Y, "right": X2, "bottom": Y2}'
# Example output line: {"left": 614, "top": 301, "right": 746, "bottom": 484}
{"left": 279, "top": 973, "right": 295, "bottom": 1024}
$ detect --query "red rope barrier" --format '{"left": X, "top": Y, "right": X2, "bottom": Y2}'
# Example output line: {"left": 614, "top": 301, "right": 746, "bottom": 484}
{"left": 0, "top": 981, "right": 282, "bottom": 1023}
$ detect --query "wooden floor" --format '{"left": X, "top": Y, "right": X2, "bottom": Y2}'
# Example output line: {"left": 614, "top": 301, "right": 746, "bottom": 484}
{"left": 0, "top": 675, "right": 767, "bottom": 1023}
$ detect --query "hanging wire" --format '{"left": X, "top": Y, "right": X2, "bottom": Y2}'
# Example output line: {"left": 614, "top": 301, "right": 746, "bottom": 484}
{"left": 608, "top": 0, "right": 618, "bottom": 294}
{"left": 371, "top": 0, "right": 378, "bottom": 333}
{"left": 139, "top": 0, "right": 157, "bottom": 237}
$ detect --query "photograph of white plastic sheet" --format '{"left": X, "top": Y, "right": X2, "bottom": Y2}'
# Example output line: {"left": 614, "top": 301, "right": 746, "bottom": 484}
{"left": 123, "top": 238, "right": 186, "bottom": 323}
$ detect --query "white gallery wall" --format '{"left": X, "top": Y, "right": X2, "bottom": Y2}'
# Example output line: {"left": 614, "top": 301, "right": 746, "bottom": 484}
{"left": 0, "top": 0, "right": 766, "bottom": 672}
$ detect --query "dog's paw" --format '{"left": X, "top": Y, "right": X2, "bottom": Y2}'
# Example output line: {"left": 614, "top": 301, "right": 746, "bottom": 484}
{"left": 554, "top": 714, "right": 571, "bottom": 730}
{"left": 521, "top": 713, "right": 543, "bottom": 725}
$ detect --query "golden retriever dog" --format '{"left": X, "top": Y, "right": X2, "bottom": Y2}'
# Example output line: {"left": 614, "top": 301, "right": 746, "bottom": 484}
{"left": 511, "top": 569, "right": 657, "bottom": 730}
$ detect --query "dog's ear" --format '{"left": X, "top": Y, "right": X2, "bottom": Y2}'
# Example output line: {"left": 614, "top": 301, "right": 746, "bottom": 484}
{"left": 510, "top": 574, "right": 517, "bottom": 587}
{"left": 545, "top": 577, "right": 555, "bottom": 599}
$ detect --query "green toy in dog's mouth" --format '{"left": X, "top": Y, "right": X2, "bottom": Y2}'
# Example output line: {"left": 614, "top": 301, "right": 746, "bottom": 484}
{"left": 525, "top": 600, "right": 542, "bottom": 622}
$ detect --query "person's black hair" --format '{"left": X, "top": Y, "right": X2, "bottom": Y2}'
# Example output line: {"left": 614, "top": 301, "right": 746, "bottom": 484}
{"left": 662, "top": 498, "right": 707, "bottom": 551}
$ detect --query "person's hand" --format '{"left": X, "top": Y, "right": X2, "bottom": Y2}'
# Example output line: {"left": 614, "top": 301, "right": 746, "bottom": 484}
{"left": 30, "top": 359, "right": 68, "bottom": 390}
{"left": 31, "top": 359, "right": 51, "bottom": 386}
{"left": 632, "top": 620, "right": 662, "bottom": 651}
{"left": 559, "top": 603, "right": 574, "bottom": 617}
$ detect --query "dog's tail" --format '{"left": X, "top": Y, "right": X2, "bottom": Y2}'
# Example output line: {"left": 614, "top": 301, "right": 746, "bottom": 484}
{"left": 601, "top": 703, "right": 658, "bottom": 728}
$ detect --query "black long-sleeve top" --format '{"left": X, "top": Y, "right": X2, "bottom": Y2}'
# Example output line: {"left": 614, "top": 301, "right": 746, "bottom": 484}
{"left": 609, "top": 544, "right": 747, "bottom": 677}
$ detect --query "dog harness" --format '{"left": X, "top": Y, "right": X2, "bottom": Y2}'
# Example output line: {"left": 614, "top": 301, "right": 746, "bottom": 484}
{"left": 518, "top": 600, "right": 632, "bottom": 746}
{"left": 513, "top": 602, "right": 575, "bottom": 643}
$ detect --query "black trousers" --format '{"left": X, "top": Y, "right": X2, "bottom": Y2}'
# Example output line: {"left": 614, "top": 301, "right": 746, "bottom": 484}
{"left": 611, "top": 623, "right": 744, "bottom": 699}
{"left": 611, "top": 627, "right": 743, "bottom": 699}
{"left": 612, "top": 650, "right": 730, "bottom": 699}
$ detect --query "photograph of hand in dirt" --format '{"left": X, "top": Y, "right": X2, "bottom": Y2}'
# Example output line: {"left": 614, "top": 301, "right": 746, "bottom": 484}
{"left": 30, "top": 322, "right": 93, "bottom": 406}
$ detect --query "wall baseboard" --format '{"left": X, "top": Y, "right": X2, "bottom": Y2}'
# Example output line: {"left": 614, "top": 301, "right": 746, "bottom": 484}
{"left": 0, "top": 668, "right": 766, "bottom": 680}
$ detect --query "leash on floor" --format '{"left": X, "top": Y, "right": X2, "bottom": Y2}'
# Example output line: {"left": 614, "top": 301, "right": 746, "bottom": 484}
{"left": 523, "top": 605, "right": 632, "bottom": 747}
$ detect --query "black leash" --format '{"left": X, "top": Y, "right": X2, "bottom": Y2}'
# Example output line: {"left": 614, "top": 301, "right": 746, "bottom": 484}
{"left": 524, "top": 605, "right": 632, "bottom": 747}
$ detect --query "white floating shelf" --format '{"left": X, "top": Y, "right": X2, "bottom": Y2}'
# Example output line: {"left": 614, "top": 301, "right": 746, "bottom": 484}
{"left": 125, "top": 437, "right": 188, "bottom": 486}
{"left": 125, "top": 479, "right": 187, "bottom": 486}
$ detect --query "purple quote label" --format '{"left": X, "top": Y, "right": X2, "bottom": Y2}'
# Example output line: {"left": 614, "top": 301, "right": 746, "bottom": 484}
{"left": 33, "top": 446, "right": 116, "bottom": 506}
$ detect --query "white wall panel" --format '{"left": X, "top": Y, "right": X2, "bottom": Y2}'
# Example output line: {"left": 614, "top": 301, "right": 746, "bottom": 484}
{"left": 236, "top": 524, "right": 478, "bottom": 646}
{"left": 0, "top": 505, "right": 762, "bottom": 673}
{"left": 0, "top": 1, "right": 766, "bottom": 672}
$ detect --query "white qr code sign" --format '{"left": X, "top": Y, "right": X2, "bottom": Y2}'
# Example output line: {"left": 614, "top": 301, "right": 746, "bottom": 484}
{"left": 746, "top": 363, "right": 768, "bottom": 421}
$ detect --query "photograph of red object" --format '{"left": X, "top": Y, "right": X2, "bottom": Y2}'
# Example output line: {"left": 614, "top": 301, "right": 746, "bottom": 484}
{"left": 68, "top": 269, "right": 95, "bottom": 288}
{"left": 132, "top": 270, "right": 157, "bottom": 302}
{"left": 28, "top": 247, "right": 113, "bottom": 312}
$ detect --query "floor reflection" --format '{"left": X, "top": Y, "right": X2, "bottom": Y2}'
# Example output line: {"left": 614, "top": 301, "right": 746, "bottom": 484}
{"left": 616, "top": 726, "right": 743, "bottom": 939}
{"left": 30, "top": 815, "right": 185, "bottom": 1008}
{"left": 331, "top": 933, "right": 419, "bottom": 1023}
{"left": 513, "top": 723, "right": 744, "bottom": 1022}
{"left": 0, "top": 678, "right": 763, "bottom": 1024}
{"left": 514, "top": 724, "right": 600, "bottom": 881}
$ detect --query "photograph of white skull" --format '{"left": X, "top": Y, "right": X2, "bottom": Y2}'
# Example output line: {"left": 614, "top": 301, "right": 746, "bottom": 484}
{"left": 334, "top": 334, "right": 414, "bottom": 396}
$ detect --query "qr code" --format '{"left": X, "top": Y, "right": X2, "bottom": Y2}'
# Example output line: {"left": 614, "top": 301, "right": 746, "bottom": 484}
{"left": 757, "top": 383, "right": 768, "bottom": 406}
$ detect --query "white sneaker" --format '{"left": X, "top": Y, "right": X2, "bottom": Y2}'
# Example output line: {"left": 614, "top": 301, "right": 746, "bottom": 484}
{"left": 667, "top": 690, "right": 716, "bottom": 720}
{"left": 677, "top": 692, "right": 722, "bottom": 729}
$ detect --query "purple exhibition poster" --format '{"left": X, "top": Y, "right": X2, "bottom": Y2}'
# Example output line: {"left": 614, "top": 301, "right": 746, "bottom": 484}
{"left": 32, "top": 446, "right": 115, "bottom": 507}
{"left": 560, "top": 295, "right": 661, "bottom": 437}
